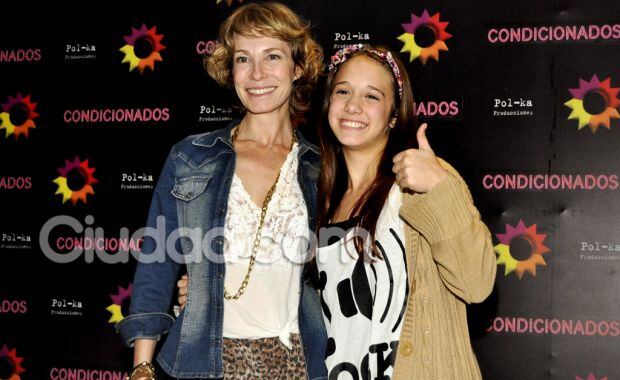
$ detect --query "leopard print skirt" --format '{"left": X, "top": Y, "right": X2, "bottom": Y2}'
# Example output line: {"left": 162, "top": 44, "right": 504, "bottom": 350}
{"left": 222, "top": 334, "right": 307, "bottom": 379}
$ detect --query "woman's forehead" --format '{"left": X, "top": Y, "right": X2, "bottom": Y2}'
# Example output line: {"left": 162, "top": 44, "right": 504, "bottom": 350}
{"left": 233, "top": 34, "right": 291, "bottom": 51}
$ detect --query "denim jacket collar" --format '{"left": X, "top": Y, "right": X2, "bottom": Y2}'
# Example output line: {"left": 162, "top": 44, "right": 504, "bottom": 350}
{"left": 191, "top": 119, "right": 319, "bottom": 158}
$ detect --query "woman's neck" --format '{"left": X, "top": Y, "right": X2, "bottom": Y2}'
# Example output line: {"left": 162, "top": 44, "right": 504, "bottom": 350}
{"left": 238, "top": 112, "right": 294, "bottom": 147}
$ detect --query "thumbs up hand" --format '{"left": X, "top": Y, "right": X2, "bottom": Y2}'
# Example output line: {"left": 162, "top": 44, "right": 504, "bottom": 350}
{"left": 392, "top": 123, "right": 448, "bottom": 193}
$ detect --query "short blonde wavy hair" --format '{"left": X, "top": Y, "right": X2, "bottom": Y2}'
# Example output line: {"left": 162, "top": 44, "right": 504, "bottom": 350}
{"left": 206, "top": 2, "right": 324, "bottom": 122}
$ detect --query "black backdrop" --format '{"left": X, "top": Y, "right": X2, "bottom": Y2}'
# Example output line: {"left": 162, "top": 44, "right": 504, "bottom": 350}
{"left": 1, "top": 0, "right": 619, "bottom": 379}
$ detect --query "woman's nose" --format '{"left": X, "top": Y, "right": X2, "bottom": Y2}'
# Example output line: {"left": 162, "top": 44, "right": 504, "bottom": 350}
{"left": 251, "top": 61, "right": 265, "bottom": 81}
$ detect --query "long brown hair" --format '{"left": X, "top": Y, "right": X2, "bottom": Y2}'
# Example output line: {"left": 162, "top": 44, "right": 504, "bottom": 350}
{"left": 316, "top": 45, "right": 417, "bottom": 260}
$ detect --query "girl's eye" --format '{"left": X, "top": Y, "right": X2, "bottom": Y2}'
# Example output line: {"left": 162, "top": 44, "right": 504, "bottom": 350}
{"left": 334, "top": 88, "right": 349, "bottom": 95}
{"left": 367, "top": 94, "right": 380, "bottom": 100}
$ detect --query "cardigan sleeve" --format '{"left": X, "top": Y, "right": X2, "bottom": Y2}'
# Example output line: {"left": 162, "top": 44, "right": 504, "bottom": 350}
{"left": 399, "top": 158, "right": 496, "bottom": 303}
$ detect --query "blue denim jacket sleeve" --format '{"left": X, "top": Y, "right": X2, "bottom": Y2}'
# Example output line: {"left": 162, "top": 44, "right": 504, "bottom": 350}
{"left": 116, "top": 148, "right": 181, "bottom": 346}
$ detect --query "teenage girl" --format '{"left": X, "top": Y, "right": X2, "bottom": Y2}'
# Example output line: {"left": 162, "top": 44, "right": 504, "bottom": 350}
{"left": 313, "top": 44, "right": 496, "bottom": 380}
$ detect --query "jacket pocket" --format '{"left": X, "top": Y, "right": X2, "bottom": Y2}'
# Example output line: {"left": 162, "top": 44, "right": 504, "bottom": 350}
{"left": 171, "top": 176, "right": 211, "bottom": 201}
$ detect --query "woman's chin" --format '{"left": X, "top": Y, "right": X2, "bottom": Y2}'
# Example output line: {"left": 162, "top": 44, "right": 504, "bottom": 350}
{"left": 241, "top": 99, "right": 291, "bottom": 117}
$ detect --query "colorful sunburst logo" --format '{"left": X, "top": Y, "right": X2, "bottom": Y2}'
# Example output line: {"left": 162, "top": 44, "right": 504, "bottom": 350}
{"left": 52, "top": 157, "right": 98, "bottom": 205}
{"left": 106, "top": 283, "right": 133, "bottom": 324}
{"left": 397, "top": 10, "right": 452, "bottom": 64}
{"left": 494, "top": 220, "right": 550, "bottom": 279}
{"left": 216, "top": 0, "right": 243, "bottom": 6}
{"left": 0, "top": 344, "right": 25, "bottom": 380}
{"left": 119, "top": 24, "right": 166, "bottom": 74}
{"left": 564, "top": 75, "right": 620, "bottom": 133}
{"left": 0, "top": 93, "right": 39, "bottom": 140}
{"left": 576, "top": 373, "right": 607, "bottom": 380}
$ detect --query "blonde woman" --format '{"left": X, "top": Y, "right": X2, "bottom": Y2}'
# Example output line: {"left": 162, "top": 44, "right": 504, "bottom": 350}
{"left": 117, "top": 3, "right": 327, "bottom": 379}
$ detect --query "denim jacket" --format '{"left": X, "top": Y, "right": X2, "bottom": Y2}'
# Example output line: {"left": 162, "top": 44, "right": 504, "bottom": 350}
{"left": 116, "top": 120, "right": 327, "bottom": 379}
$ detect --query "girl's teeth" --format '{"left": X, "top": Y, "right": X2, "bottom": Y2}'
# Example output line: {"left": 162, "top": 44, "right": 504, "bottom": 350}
{"left": 342, "top": 121, "right": 367, "bottom": 129}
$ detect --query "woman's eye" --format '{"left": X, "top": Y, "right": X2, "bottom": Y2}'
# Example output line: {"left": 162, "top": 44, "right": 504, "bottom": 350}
{"left": 267, "top": 54, "right": 281, "bottom": 60}
{"left": 367, "top": 94, "right": 380, "bottom": 100}
{"left": 235, "top": 56, "right": 249, "bottom": 63}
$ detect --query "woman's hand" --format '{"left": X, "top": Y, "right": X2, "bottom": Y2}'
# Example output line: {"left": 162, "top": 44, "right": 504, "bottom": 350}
{"left": 392, "top": 123, "right": 448, "bottom": 193}
{"left": 177, "top": 274, "right": 188, "bottom": 311}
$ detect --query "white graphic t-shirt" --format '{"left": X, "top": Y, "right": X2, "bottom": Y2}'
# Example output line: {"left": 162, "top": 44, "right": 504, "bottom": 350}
{"left": 316, "top": 185, "right": 410, "bottom": 380}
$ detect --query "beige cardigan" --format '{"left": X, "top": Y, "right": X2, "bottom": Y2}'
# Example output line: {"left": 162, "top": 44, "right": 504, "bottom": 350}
{"left": 392, "top": 159, "right": 496, "bottom": 379}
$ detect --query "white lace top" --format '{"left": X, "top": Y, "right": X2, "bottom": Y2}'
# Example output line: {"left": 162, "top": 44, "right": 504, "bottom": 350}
{"left": 223, "top": 143, "right": 309, "bottom": 348}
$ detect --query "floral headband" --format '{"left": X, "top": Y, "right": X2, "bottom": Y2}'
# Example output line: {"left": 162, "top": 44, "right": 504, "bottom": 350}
{"left": 328, "top": 43, "right": 403, "bottom": 100}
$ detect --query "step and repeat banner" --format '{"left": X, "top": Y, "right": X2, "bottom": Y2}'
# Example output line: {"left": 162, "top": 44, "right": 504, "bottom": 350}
{"left": 1, "top": 0, "right": 619, "bottom": 379}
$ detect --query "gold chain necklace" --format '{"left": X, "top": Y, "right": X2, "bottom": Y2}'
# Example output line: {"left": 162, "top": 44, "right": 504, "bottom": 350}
{"left": 224, "top": 125, "right": 297, "bottom": 300}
